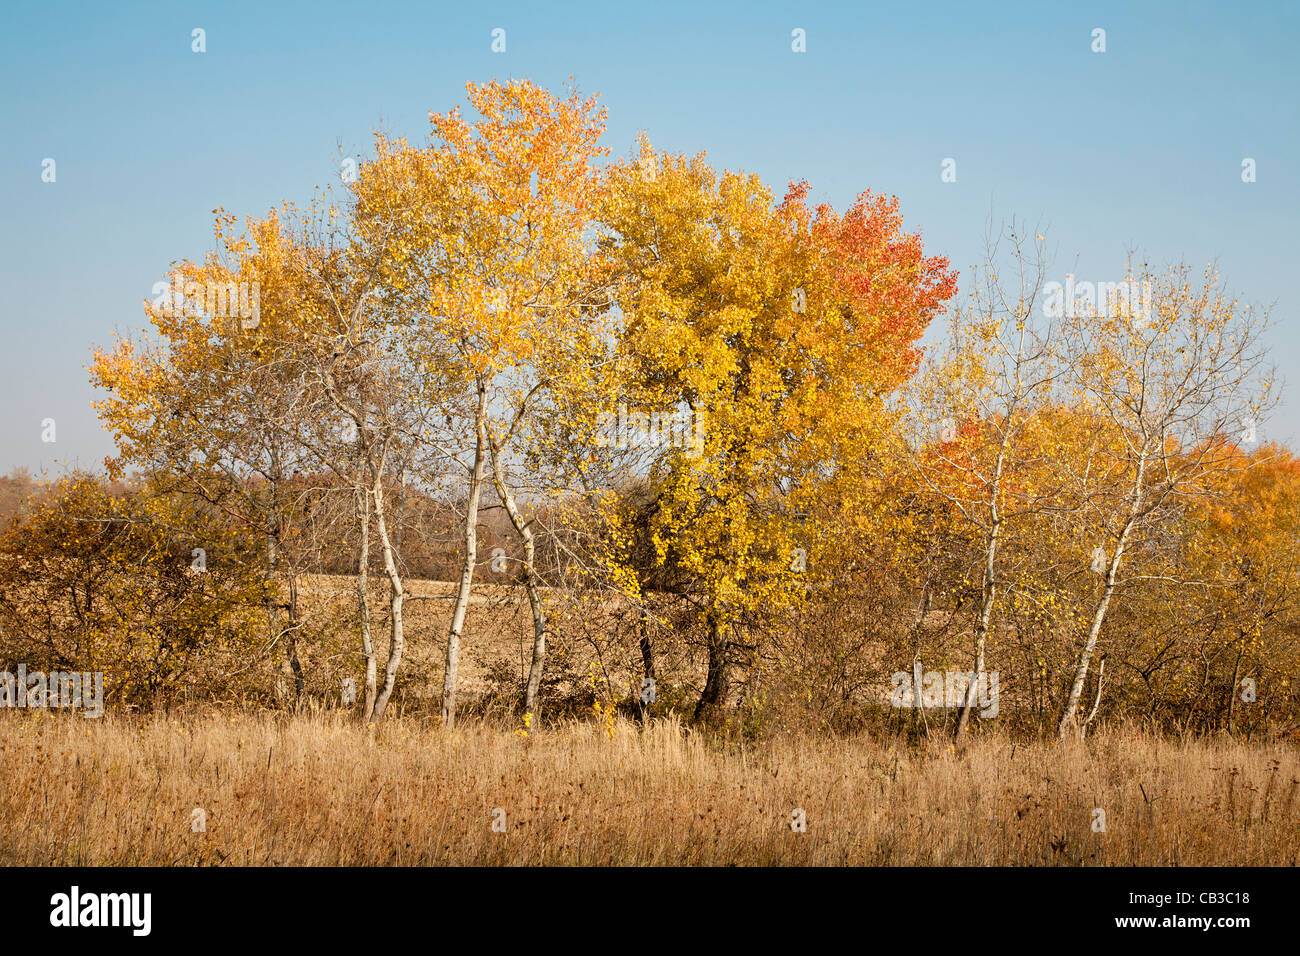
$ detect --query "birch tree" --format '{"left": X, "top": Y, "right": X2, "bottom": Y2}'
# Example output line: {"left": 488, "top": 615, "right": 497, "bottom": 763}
{"left": 1055, "top": 262, "right": 1274, "bottom": 736}
{"left": 352, "top": 80, "right": 611, "bottom": 725}
{"left": 907, "top": 222, "right": 1063, "bottom": 739}
{"left": 285, "top": 201, "right": 442, "bottom": 723}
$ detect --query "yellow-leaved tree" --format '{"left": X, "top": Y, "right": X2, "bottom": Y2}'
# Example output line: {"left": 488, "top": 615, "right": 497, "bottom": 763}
{"left": 351, "top": 79, "right": 614, "bottom": 724}
{"left": 598, "top": 144, "right": 956, "bottom": 723}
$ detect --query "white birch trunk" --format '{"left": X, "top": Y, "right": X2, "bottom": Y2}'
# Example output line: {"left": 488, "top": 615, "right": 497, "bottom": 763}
{"left": 441, "top": 382, "right": 488, "bottom": 729}
{"left": 1058, "top": 454, "right": 1147, "bottom": 737}
{"left": 490, "top": 439, "right": 547, "bottom": 717}
{"left": 369, "top": 462, "right": 406, "bottom": 721}
{"left": 355, "top": 485, "right": 377, "bottom": 719}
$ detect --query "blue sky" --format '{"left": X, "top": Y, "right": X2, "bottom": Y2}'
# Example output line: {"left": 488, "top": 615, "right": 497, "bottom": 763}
{"left": 1, "top": 0, "right": 1296, "bottom": 474}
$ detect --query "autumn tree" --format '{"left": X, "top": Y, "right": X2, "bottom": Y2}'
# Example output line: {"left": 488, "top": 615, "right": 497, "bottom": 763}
{"left": 352, "top": 79, "right": 613, "bottom": 724}
{"left": 598, "top": 145, "right": 956, "bottom": 723}
{"left": 0, "top": 474, "right": 266, "bottom": 706}
{"left": 907, "top": 221, "right": 1063, "bottom": 739}
{"left": 91, "top": 210, "right": 337, "bottom": 701}
{"left": 1177, "top": 444, "right": 1300, "bottom": 732}
{"left": 1055, "top": 262, "right": 1275, "bottom": 736}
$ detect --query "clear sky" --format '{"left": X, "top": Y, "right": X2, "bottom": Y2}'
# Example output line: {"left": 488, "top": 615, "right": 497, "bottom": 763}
{"left": 1, "top": 0, "right": 1296, "bottom": 475}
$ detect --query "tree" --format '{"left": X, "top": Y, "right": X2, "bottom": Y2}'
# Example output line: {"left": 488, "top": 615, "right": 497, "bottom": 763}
{"left": 598, "top": 146, "right": 956, "bottom": 722}
{"left": 0, "top": 474, "right": 266, "bottom": 707}
{"left": 907, "top": 221, "right": 1062, "bottom": 739}
{"left": 1182, "top": 444, "right": 1300, "bottom": 733}
{"left": 353, "top": 79, "right": 612, "bottom": 724}
{"left": 1055, "top": 262, "right": 1275, "bottom": 736}
{"left": 91, "top": 209, "right": 336, "bottom": 702}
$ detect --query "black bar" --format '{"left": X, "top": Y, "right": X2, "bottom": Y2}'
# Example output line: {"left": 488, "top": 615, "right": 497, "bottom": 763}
{"left": 4, "top": 866, "right": 1278, "bottom": 943}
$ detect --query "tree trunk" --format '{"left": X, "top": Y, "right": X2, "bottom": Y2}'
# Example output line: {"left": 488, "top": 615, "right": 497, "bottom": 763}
{"left": 956, "top": 515, "right": 999, "bottom": 740}
{"left": 636, "top": 608, "right": 655, "bottom": 723}
{"left": 1226, "top": 636, "right": 1244, "bottom": 735}
{"left": 442, "top": 382, "right": 488, "bottom": 729}
{"left": 693, "top": 612, "right": 728, "bottom": 725}
{"left": 956, "top": 421, "right": 1014, "bottom": 741}
{"left": 369, "top": 464, "right": 406, "bottom": 722}
{"left": 1058, "top": 458, "right": 1146, "bottom": 736}
{"left": 355, "top": 485, "right": 377, "bottom": 718}
{"left": 912, "top": 653, "right": 929, "bottom": 737}
{"left": 1080, "top": 654, "right": 1107, "bottom": 737}
{"left": 489, "top": 438, "right": 547, "bottom": 717}
{"left": 1058, "top": 545, "right": 1123, "bottom": 737}
{"left": 268, "top": 530, "right": 304, "bottom": 703}
{"left": 286, "top": 570, "right": 304, "bottom": 699}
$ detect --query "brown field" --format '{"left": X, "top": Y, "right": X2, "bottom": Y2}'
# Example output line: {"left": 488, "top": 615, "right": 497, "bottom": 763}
{"left": 1, "top": 710, "right": 1296, "bottom": 866}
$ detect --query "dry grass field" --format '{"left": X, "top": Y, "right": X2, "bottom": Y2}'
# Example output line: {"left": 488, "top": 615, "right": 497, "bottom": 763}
{"left": 2, "top": 710, "right": 1296, "bottom": 866}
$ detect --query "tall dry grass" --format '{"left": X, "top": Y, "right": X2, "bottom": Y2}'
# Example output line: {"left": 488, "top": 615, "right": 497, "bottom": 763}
{"left": 1, "top": 710, "right": 1296, "bottom": 865}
